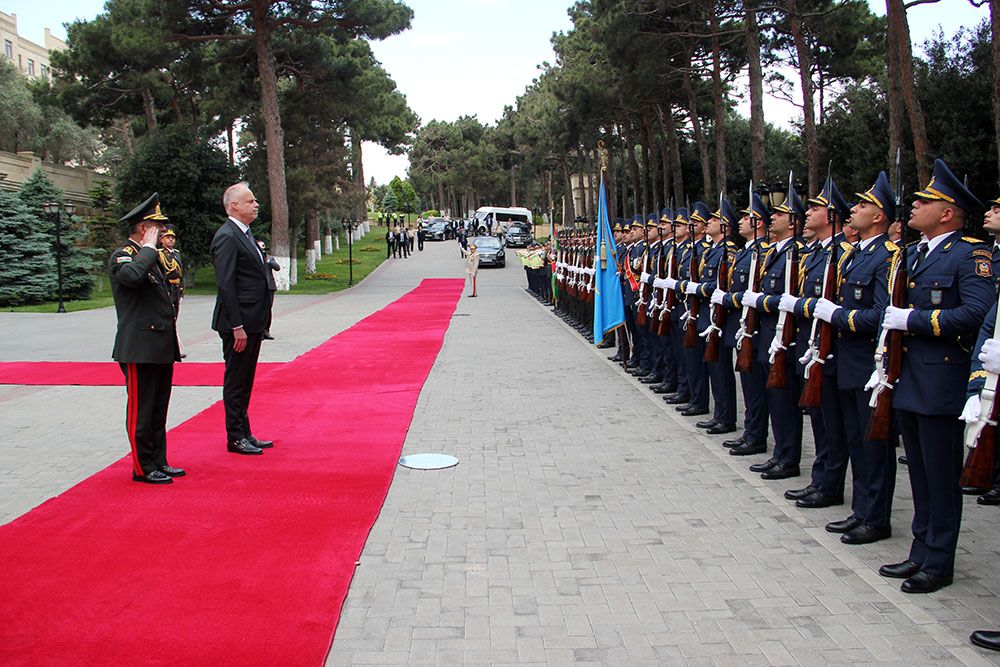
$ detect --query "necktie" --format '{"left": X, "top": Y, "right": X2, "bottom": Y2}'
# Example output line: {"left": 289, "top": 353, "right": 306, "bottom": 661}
{"left": 912, "top": 241, "right": 928, "bottom": 272}
{"left": 245, "top": 228, "right": 264, "bottom": 263}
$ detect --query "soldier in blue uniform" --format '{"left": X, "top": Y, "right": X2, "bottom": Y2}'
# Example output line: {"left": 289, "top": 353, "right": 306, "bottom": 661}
{"left": 692, "top": 198, "right": 739, "bottom": 433}
{"left": 877, "top": 159, "right": 994, "bottom": 594}
{"left": 625, "top": 218, "right": 647, "bottom": 371}
{"left": 783, "top": 178, "right": 852, "bottom": 509}
{"left": 637, "top": 215, "right": 665, "bottom": 385}
{"left": 742, "top": 187, "right": 807, "bottom": 480}
{"left": 608, "top": 220, "right": 631, "bottom": 363}
{"left": 664, "top": 209, "right": 693, "bottom": 407}
{"left": 674, "top": 204, "right": 712, "bottom": 417}
{"left": 715, "top": 193, "right": 771, "bottom": 455}
{"left": 649, "top": 211, "right": 680, "bottom": 394}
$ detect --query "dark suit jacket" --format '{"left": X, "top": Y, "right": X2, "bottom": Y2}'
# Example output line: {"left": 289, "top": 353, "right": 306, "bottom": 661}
{"left": 211, "top": 218, "right": 272, "bottom": 335}
{"left": 109, "top": 240, "right": 180, "bottom": 364}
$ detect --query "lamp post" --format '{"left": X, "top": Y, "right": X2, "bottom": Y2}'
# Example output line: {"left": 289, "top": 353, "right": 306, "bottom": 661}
{"left": 42, "top": 201, "right": 75, "bottom": 313}
{"left": 345, "top": 218, "right": 355, "bottom": 285}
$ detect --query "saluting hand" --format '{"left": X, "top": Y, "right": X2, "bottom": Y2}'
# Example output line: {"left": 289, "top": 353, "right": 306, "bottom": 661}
{"left": 141, "top": 224, "right": 160, "bottom": 248}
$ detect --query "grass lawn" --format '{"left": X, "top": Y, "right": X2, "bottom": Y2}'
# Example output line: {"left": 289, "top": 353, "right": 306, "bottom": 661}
{"left": 4, "top": 228, "right": 387, "bottom": 313}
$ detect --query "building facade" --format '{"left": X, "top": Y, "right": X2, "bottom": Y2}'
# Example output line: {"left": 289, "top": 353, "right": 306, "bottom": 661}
{"left": 0, "top": 11, "right": 65, "bottom": 79}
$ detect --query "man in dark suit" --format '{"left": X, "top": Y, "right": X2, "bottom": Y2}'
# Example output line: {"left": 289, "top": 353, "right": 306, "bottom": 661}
{"left": 109, "top": 193, "right": 184, "bottom": 484}
{"left": 211, "top": 182, "right": 274, "bottom": 456}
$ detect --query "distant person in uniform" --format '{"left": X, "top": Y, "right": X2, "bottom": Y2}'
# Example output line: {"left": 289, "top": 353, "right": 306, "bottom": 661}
{"left": 211, "top": 181, "right": 275, "bottom": 456}
{"left": 407, "top": 225, "right": 416, "bottom": 252}
{"left": 257, "top": 239, "right": 280, "bottom": 340}
{"left": 158, "top": 224, "right": 185, "bottom": 358}
{"left": 466, "top": 243, "right": 479, "bottom": 297}
{"left": 108, "top": 193, "right": 184, "bottom": 484}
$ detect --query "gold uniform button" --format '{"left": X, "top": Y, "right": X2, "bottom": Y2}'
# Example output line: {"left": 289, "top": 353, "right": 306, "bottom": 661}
{"left": 909, "top": 282, "right": 916, "bottom": 289}
{"left": 944, "top": 356, "right": 950, "bottom": 362}
{"left": 903, "top": 346, "right": 908, "bottom": 352}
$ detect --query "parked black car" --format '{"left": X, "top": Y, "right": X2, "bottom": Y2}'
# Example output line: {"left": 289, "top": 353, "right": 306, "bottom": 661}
{"left": 504, "top": 222, "right": 532, "bottom": 247}
{"left": 472, "top": 236, "right": 505, "bottom": 267}
{"left": 425, "top": 221, "right": 448, "bottom": 241}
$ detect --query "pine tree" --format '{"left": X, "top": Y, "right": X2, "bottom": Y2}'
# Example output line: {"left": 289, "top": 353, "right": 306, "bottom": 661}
{"left": 19, "top": 168, "right": 97, "bottom": 300}
{"left": 0, "top": 190, "right": 56, "bottom": 306}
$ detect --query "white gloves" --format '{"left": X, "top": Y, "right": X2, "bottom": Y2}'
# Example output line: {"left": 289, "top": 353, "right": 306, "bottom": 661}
{"left": 960, "top": 394, "right": 983, "bottom": 423}
{"left": 684, "top": 281, "right": 700, "bottom": 295}
{"left": 980, "top": 339, "right": 1000, "bottom": 375}
{"left": 742, "top": 290, "right": 763, "bottom": 309}
{"left": 710, "top": 289, "right": 726, "bottom": 306}
{"left": 778, "top": 294, "right": 799, "bottom": 313}
{"left": 813, "top": 298, "right": 841, "bottom": 323}
{"left": 767, "top": 336, "right": 783, "bottom": 358}
{"left": 640, "top": 272, "right": 651, "bottom": 283}
{"left": 652, "top": 277, "right": 669, "bottom": 289}
{"left": 882, "top": 305, "right": 912, "bottom": 331}
{"left": 864, "top": 369, "right": 880, "bottom": 392}
{"left": 664, "top": 277, "right": 678, "bottom": 290}
{"left": 798, "top": 349, "right": 814, "bottom": 366}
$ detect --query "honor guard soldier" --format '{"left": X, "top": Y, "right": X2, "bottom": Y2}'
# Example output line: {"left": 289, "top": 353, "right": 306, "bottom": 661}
{"left": 158, "top": 224, "right": 183, "bottom": 315}
{"left": 609, "top": 220, "right": 630, "bottom": 362}
{"left": 637, "top": 214, "right": 665, "bottom": 385}
{"left": 806, "top": 172, "right": 899, "bottom": 544}
{"left": 673, "top": 204, "right": 712, "bottom": 417}
{"left": 714, "top": 193, "right": 771, "bottom": 456}
{"left": 663, "top": 208, "right": 694, "bottom": 408}
{"left": 783, "top": 178, "right": 852, "bottom": 509}
{"left": 742, "top": 186, "right": 808, "bottom": 480}
{"left": 108, "top": 193, "right": 184, "bottom": 485}
{"left": 650, "top": 210, "right": 680, "bottom": 395}
{"left": 693, "top": 198, "right": 739, "bottom": 434}
{"left": 877, "top": 159, "right": 994, "bottom": 593}
{"left": 626, "top": 217, "right": 649, "bottom": 373}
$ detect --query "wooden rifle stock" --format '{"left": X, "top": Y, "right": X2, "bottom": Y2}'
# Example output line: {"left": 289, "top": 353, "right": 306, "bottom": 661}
{"left": 683, "top": 242, "right": 701, "bottom": 348}
{"left": 962, "top": 420, "right": 997, "bottom": 489}
{"left": 766, "top": 247, "right": 799, "bottom": 389}
{"left": 865, "top": 256, "right": 907, "bottom": 441}
{"left": 650, "top": 241, "right": 666, "bottom": 334}
{"left": 704, "top": 243, "right": 729, "bottom": 363}
{"left": 659, "top": 245, "right": 678, "bottom": 335}
{"left": 799, "top": 249, "right": 838, "bottom": 408}
{"left": 636, "top": 228, "right": 651, "bottom": 327}
{"left": 735, "top": 246, "right": 761, "bottom": 373}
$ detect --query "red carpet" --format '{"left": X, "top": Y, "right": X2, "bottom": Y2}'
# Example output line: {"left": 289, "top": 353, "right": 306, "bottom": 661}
{"left": 0, "top": 361, "right": 282, "bottom": 386}
{"left": 0, "top": 278, "right": 464, "bottom": 666}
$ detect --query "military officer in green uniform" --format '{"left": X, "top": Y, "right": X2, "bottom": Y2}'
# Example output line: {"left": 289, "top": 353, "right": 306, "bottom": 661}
{"left": 158, "top": 224, "right": 183, "bottom": 315}
{"left": 108, "top": 193, "right": 185, "bottom": 485}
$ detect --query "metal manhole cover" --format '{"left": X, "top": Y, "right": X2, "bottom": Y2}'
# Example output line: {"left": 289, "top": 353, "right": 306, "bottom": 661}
{"left": 398, "top": 453, "right": 459, "bottom": 470}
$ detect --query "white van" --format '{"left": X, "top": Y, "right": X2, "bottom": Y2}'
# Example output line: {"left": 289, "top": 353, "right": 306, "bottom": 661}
{"left": 472, "top": 206, "right": 532, "bottom": 234}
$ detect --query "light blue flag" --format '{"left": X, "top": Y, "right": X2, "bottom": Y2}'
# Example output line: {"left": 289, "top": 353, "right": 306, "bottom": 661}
{"left": 593, "top": 174, "right": 625, "bottom": 344}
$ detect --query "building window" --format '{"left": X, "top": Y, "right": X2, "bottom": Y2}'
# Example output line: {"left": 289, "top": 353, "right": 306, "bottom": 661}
{"left": 39, "top": 64, "right": 47, "bottom": 78}
{"left": 27, "top": 59, "right": 34, "bottom": 76}
{"left": 4, "top": 40, "right": 11, "bottom": 59}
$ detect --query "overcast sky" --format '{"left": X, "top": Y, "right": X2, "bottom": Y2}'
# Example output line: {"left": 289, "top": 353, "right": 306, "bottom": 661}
{"left": 5, "top": 0, "right": 990, "bottom": 184}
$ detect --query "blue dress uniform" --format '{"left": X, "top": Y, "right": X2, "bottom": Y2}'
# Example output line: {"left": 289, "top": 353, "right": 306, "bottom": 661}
{"left": 886, "top": 160, "right": 994, "bottom": 591}
{"left": 668, "top": 211, "right": 694, "bottom": 404}
{"left": 694, "top": 199, "right": 739, "bottom": 429}
{"left": 723, "top": 193, "right": 771, "bottom": 453}
{"left": 652, "top": 209, "right": 680, "bottom": 394}
{"left": 823, "top": 172, "right": 898, "bottom": 540}
{"left": 675, "top": 204, "right": 712, "bottom": 414}
{"left": 755, "top": 189, "right": 807, "bottom": 476}
{"left": 966, "top": 303, "right": 999, "bottom": 506}
{"left": 626, "top": 217, "right": 648, "bottom": 370}
{"left": 639, "top": 217, "right": 665, "bottom": 383}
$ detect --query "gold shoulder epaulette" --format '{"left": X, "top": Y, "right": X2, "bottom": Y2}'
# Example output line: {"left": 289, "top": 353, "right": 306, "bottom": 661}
{"left": 760, "top": 240, "right": 771, "bottom": 248}
{"left": 123, "top": 245, "right": 136, "bottom": 255}
{"left": 963, "top": 236, "right": 986, "bottom": 245}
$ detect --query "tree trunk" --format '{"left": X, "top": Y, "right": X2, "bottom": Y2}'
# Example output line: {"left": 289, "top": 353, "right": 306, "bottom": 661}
{"left": 118, "top": 116, "right": 134, "bottom": 157}
{"left": 661, "top": 137, "right": 671, "bottom": 209}
{"left": 510, "top": 166, "right": 517, "bottom": 207}
{"left": 323, "top": 211, "right": 333, "bottom": 254}
{"left": 289, "top": 220, "right": 299, "bottom": 286}
{"left": 562, "top": 153, "right": 576, "bottom": 227}
{"left": 992, "top": 0, "right": 1000, "bottom": 183}
{"left": 682, "top": 68, "right": 713, "bottom": 199}
{"left": 604, "top": 126, "right": 618, "bottom": 219}
{"left": 888, "top": 0, "right": 930, "bottom": 184}
{"left": 251, "top": 1, "right": 291, "bottom": 290}
{"left": 710, "top": 10, "right": 727, "bottom": 197}
{"left": 140, "top": 87, "right": 157, "bottom": 132}
{"left": 305, "top": 209, "right": 318, "bottom": 274}
{"left": 438, "top": 179, "right": 446, "bottom": 215}
{"left": 745, "top": 1, "right": 766, "bottom": 184}
{"left": 622, "top": 120, "right": 639, "bottom": 216}
{"left": 349, "top": 128, "right": 366, "bottom": 222}
{"left": 226, "top": 120, "right": 236, "bottom": 166}
{"left": 787, "top": 0, "right": 819, "bottom": 195}
{"left": 658, "top": 104, "right": 685, "bottom": 205}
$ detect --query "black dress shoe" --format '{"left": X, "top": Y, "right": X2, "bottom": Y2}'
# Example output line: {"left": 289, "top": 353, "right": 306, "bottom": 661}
{"left": 970, "top": 630, "right": 1000, "bottom": 652}
{"left": 674, "top": 403, "right": 692, "bottom": 412}
{"left": 795, "top": 491, "right": 844, "bottom": 508}
{"left": 749, "top": 457, "right": 778, "bottom": 472}
{"left": 901, "top": 571, "right": 953, "bottom": 594}
{"left": 826, "top": 515, "right": 863, "bottom": 534}
{"left": 608, "top": 354, "right": 623, "bottom": 362}
{"left": 707, "top": 423, "right": 737, "bottom": 435}
{"left": 761, "top": 463, "right": 800, "bottom": 480}
{"left": 132, "top": 470, "right": 173, "bottom": 484}
{"left": 680, "top": 407, "right": 710, "bottom": 417}
{"left": 978, "top": 488, "right": 1000, "bottom": 505}
{"left": 730, "top": 442, "right": 767, "bottom": 456}
{"left": 879, "top": 560, "right": 921, "bottom": 579}
{"left": 898, "top": 455, "right": 908, "bottom": 465}
{"left": 158, "top": 465, "right": 186, "bottom": 477}
{"left": 597, "top": 341, "right": 615, "bottom": 349}
{"left": 841, "top": 524, "right": 891, "bottom": 545}
{"left": 262, "top": 332, "right": 275, "bottom": 340}
{"left": 696, "top": 419, "right": 719, "bottom": 429}
{"left": 247, "top": 435, "right": 274, "bottom": 449}
{"left": 628, "top": 368, "right": 651, "bottom": 377}
{"left": 625, "top": 360, "right": 640, "bottom": 369}
{"left": 784, "top": 485, "right": 817, "bottom": 501}
{"left": 639, "top": 374, "right": 663, "bottom": 384}
{"left": 963, "top": 485, "right": 989, "bottom": 495}
{"left": 651, "top": 383, "right": 675, "bottom": 394}
{"left": 722, "top": 437, "right": 745, "bottom": 449}
{"left": 665, "top": 394, "right": 691, "bottom": 405}
{"left": 227, "top": 438, "right": 263, "bottom": 455}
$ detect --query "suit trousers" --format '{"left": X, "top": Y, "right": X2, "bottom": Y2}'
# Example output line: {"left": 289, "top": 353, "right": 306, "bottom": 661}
{"left": 839, "top": 388, "right": 895, "bottom": 528}
{"left": 121, "top": 362, "right": 173, "bottom": 475}
{"left": 734, "top": 352, "right": 769, "bottom": 445}
{"left": 765, "top": 361, "right": 803, "bottom": 467}
{"left": 682, "top": 336, "right": 709, "bottom": 410}
{"left": 220, "top": 331, "right": 264, "bottom": 443}
{"left": 896, "top": 409, "right": 963, "bottom": 577}
{"left": 707, "top": 346, "right": 737, "bottom": 425}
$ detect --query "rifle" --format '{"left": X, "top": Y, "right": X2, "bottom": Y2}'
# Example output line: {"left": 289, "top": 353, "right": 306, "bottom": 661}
{"left": 586, "top": 232, "right": 596, "bottom": 304}
{"left": 962, "top": 307, "right": 1000, "bottom": 488}
{"left": 648, "top": 226, "right": 665, "bottom": 332}
{"left": 866, "top": 148, "right": 907, "bottom": 441}
{"left": 636, "top": 223, "right": 651, "bottom": 327}
{"left": 704, "top": 191, "right": 729, "bottom": 363}
{"left": 735, "top": 181, "right": 761, "bottom": 373}
{"left": 799, "top": 164, "right": 838, "bottom": 408}
{"left": 766, "top": 172, "right": 800, "bottom": 389}
{"left": 659, "top": 220, "right": 678, "bottom": 335}
{"left": 683, "top": 211, "right": 701, "bottom": 349}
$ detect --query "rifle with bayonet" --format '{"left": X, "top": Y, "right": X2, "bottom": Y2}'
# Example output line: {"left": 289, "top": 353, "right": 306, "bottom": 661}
{"left": 962, "top": 307, "right": 1000, "bottom": 488}
{"left": 866, "top": 149, "right": 907, "bottom": 440}
{"left": 704, "top": 191, "right": 730, "bottom": 363}
{"left": 766, "top": 172, "right": 801, "bottom": 389}
{"left": 636, "top": 221, "right": 651, "bottom": 327}
{"left": 735, "top": 182, "right": 762, "bottom": 373}
{"left": 648, "top": 225, "right": 665, "bottom": 331}
{"left": 799, "top": 163, "right": 839, "bottom": 408}
{"left": 683, "top": 206, "right": 701, "bottom": 349}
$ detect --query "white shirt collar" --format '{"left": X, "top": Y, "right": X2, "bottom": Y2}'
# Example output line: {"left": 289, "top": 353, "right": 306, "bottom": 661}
{"left": 858, "top": 235, "right": 880, "bottom": 251}
{"left": 229, "top": 216, "right": 249, "bottom": 234}
{"left": 921, "top": 230, "right": 955, "bottom": 254}
{"left": 774, "top": 236, "right": 792, "bottom": 253}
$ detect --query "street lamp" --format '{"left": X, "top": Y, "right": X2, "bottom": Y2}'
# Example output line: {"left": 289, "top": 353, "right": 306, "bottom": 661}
{"left": 347, "top": 218, "right": 357, "bottom": 285}
{"left": 42, "top": 200, "right": 75, "bottom": 313}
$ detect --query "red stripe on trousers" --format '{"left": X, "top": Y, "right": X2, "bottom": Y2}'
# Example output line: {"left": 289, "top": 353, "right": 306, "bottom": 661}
{"left": 125, "top": 363, "right": 143, "bottom": 476}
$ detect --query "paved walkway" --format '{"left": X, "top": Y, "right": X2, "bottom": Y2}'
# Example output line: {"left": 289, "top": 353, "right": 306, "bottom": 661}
{"left": 2, "top": 237, "right": 1000, "bottom": 665}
